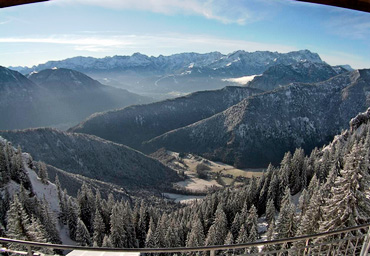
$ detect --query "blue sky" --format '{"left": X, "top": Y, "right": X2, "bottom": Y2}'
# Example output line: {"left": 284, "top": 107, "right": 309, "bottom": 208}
{"left": 1, "top": 0, "right": 370, "bottom": 69}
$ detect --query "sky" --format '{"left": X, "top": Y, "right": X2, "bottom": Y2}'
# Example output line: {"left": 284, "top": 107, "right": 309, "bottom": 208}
{"left": 0, "top": 0, "right": 370, "bottom": 69}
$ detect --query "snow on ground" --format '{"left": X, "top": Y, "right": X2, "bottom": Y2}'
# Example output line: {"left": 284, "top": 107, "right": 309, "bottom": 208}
{"left": 222, "top": 75, "right": 261, "bottom": 85}
{"left": 27, "top": 166, "right": 60, "bottom": 213}
{"left": 167, "top": 151, "right": 263, "bottom": 191}
{"left": 59, "top": 224, "right": 76, "bottom": 246}
{"left": 176, "top": 176, "right": 221, "bottom": 191}
{"left": 162, "top": 193, "right": 204, "bottom": 204}
{"left": 27, "top": 166, "right": 76, "bottom": 245}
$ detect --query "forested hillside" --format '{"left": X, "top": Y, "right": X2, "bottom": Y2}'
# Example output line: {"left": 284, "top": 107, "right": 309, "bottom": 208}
{"left": 146, "top": 69, "right": 370, "bottom": 167}
{"left": 0, "top": 128, "right": 180, "bottom": 190}
{"left": 70, "top": 86, "right": 262, "bottom": 150}
{"left": 1, "top": 107, "right": 370, "bottom": 252}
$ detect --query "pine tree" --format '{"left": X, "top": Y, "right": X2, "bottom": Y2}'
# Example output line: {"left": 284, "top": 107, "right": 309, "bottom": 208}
{"left": 93, "top": 209, "right": 105, "bottom": 247}
{"left": 138, "top": 200, "right": 149, "bottom": 244}
{"left": 154, "top": 214, "right": 168, "bottom": 248}
{"left": 248, "top": 223, "right": 258, "bottom": 253}
{"left": 145, "top": 217, "right": 156, "bottom": 248}
{"left": 296, "top": 187, "right": 322, "bottom": 236}
{"left": 319, "top": 143, "right": 370, "bottom": 231}
{"left": 236, "top": 224, "right": 248, "bottom": 254}
{"left": 265, "top": 198, "right": 276, "bottom": 226}
{"left": 76, "top": 218, "right": 91, "bottom": 246}
{"left": 6, "top": 195, "right": 30, "bottom": 241}
{"left": 110, "top": 203, "right": 127, "bottom": 248}
{"left": 67, "top": 197, "right": 78, "bottom": 240}
{"left": 77, "top": 182, "right": 95, "bottom": 233}
{"left": 230, "top": 212, "right": 242, "bottom": 239}
{"left": 246, "top": 205, "right": 258, "bottom": 238}
{"left": 263, "top": 222, "right": 275, "bottom": 252}
{"left": 165, "top": 224, "right": 180, "bottom": 248}
{"left": 224, "top": 231, "right": 234, "bottom": 255}
{"left": 40, "top": 197, "right": 61, "bottom": 244}
{"left": 102, "top": 235, "right": 113, "bottom": 247}
{"left": 258, "top": 165, "right": 274, "bottom": 213}
{"left": 290, "top": 148, "right": 305, "bottom": 194}
{"left": 267, "top": 173, "right": 279, "bottom": 209}
{"left": 186, "top": 216, "right": 205, "bottom": 248}
{"left": 27, "top": 215, "right": 48, "bottom": 242}
{"left": 38, "top": 161, "right": 48, "bottom": 184}
{"left": 275, "top": 188, "right": 296, "bottom": 239}
{"left": 205, "top": 204, "right": 228, "bottom": 246}
{"left": 0, "top": 145, "right": 10, "bottom": 186}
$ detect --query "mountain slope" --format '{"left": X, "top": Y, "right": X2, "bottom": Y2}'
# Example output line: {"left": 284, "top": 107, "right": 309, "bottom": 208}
{"left": 247, "top": 61, "right": 348, "bottom": 91}
{"left": 0, "top": 128, "right": 180, "bottom": 190}
{"left": 69, "top": 86, "right": 263, "bottom": 150}
{"left": 145, "top": 69, "right": 370, "bottom": 167}
{"left": 0, "top": 66, "right": 46, "bottom": 130}
{"left": 0, "top": 67, "right": 150, "bottom": 130}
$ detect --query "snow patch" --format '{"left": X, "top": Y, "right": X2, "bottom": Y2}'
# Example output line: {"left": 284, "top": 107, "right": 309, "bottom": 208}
{"left": 52, "top": 67, "right": 58, "bottom": 70}
{"left": 27, "top": 166, "right": 60, "bottom": 213}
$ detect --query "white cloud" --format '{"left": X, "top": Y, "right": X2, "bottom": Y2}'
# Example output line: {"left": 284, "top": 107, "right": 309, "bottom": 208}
{"left": 51, "top": 0, "right": 260, "bottom": 25}
{"left": 0, "top": 33, "right": 297, "bottom": 55}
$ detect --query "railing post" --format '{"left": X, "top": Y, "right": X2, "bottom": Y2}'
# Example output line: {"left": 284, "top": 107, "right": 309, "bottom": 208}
{"left": 27, "top": 245, "right": 33, "bottom": 256}
{"left": 210, "top": 249, "right": 215, "bottom": 256}
{"left": 360, "top": 227, "right": 370, "bottom": 256}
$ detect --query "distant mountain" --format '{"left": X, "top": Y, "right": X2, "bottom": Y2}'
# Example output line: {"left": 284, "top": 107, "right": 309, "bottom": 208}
{"left": 10, "top": 50, "right": 327, "bottom": 99}
{"left": 144, "top": 69, "right": 370, "bottom": 168}
{"left": 0, "top": 128, "right": 180, "bottom": 190}
{"left": 0, "top": 67, "right": 150, "bottom": 130}
{"left": 12, "top": 50, "right": 322, "bottom": 76}
{"left": 247, "top": 61, "right": 348, "bottom": 91}
{"left": 69, "top": 86, "right": 263, "bottom": 150}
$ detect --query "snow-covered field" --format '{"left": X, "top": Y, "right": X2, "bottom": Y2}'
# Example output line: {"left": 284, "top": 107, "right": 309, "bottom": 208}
{"left": 162, "top": 193, "right": 205, "bottom": 204}
{"left": 168, "top": 151, "right": 263, "bottom": 190}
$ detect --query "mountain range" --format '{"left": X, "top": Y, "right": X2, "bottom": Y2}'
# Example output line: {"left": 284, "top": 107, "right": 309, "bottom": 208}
{"left": 10, "top": 50, "right": 331, "bottom": 99}
{"left": 69, "top": 60, "right": 361, "bottom": 168}
{"left": 0, "top": 67, "right": 150, "bottom": 130}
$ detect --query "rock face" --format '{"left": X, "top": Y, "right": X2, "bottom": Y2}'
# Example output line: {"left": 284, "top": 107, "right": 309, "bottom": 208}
{"left": 0, "top": 67, "right": 150, "bottom": 130}
{"left": 145, "top": 69, "right": 370, "bottom": 167}
{"left": 0, "top": 128, "right": 180, "bottom": 190}
{"left": 69, "top": 86, "right": 263, "bottom": 150}
{"left": 247, "top": 62, "right": 348, "bottom": 91}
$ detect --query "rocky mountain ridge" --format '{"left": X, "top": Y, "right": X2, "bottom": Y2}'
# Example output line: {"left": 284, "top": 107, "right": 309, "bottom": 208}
{"left": 247, "top": 61, "right": 348, "bottom": 91}
{"left": 10, "top": 50, "right": 331, "bottom": 99}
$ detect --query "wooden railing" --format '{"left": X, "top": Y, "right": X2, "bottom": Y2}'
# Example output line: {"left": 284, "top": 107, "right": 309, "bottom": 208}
{"left": 1, "top": 223, "right": 370, "bottom": 255}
